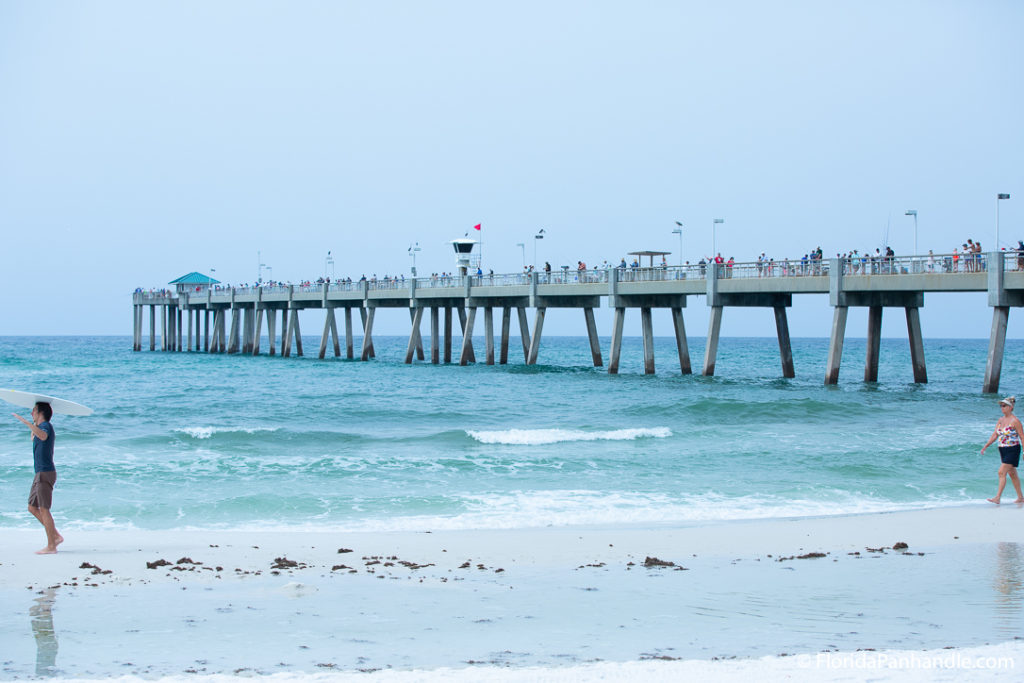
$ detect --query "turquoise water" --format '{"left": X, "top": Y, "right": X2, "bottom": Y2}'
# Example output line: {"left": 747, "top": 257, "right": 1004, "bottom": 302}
{"left": 0, "top": 335, "right": 1015, "bottom": 531}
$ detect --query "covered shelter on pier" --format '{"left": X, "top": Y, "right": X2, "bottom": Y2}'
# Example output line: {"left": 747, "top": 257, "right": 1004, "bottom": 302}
{"left": 169, "top": 272, "right": 220, "bottom": 294}
{"left": 627, "top": 251, "right": 671, "bottom": 267}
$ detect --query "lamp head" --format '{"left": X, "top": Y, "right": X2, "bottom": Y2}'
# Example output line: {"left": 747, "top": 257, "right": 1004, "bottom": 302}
{"left": 905, "top": 210, "right": 917, "bottom": 217}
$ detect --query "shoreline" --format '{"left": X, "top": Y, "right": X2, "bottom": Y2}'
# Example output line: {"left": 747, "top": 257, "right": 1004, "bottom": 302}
{"left": 3, "top": 503, "right": 1022, "bottom": 586}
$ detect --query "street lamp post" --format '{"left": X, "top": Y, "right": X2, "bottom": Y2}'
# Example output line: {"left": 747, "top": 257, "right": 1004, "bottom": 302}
{"left": 534, "top": 229, "right": 545, "bottom": 267}
{"left": 672, "top": 222, "right": 683, "bottom": 266}
{"left": 905, "top": 210, "right": 918, "bottom": 271}
{"left": 998, "top": 193, "right": 1011, "bottom": 250}
{"left": 712, "top": 218, "right": 724, "bottom": 257}
{"left": 325, "top": 251, "right": 334, "bottom": 280}
{"left": 408, "top": 242, "right": 421, "bottom": 277}
{"left": 516, "top": 242, "right": 525, "bottom": 268}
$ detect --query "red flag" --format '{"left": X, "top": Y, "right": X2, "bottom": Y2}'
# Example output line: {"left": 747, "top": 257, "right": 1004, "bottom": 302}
{"left": 474, "top": 223, "right": 481, "bottom": 231}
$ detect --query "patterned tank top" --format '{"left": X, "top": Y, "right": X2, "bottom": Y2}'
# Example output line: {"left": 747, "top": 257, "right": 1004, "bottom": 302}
{"left": 997, "top": 424, "right": 1021, "bottom": 448}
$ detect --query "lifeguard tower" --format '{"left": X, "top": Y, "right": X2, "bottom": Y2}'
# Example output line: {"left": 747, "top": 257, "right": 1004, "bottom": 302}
{"left": 450, "top": 238, "right": 480, "bottom": 276}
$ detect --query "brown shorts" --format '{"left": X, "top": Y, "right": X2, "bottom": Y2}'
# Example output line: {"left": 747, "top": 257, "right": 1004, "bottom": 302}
{"left": 28, "top": 471, "right": 57, "bottom": 510}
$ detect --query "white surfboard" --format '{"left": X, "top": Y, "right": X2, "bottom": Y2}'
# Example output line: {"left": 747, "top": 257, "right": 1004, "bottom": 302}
{"left": 0, "top": 389, "right": 93, "bottom": 417}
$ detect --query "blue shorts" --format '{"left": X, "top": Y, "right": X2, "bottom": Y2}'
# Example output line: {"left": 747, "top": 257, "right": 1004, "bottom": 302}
{"left": 998, "top": 445, "right": 1021, "bottom": 468}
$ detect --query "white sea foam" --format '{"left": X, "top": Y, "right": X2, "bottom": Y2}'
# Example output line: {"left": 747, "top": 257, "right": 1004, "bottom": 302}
{"left": 191, "top": 491, "right": 977, "bottom": 535}
{"left": 176, "top": 426, "right": 280, "bottom": 440}
{"left": 466, "top": 427, "right": 672, "bottom": 445}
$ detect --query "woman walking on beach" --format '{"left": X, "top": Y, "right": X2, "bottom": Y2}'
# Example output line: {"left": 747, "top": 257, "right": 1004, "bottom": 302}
{"left": 980, "top": 396, "right": 1024, "bottom": 504}
{"left": 13, "top": 402, "right": 64, "bottom": 553}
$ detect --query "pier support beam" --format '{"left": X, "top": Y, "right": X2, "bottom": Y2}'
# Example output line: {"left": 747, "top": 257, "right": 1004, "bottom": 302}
{"left": 187, "top": 310, "right": 193, "bottom": 352}
{"left": 984, "top": 307, "right": 1010, "bottom": 394}
{"left": 608, "top": 307, "right": 625, "bottom": 374}
{"left": 241, "top": 307, "right": 252, "bottom": 354}
{"left": 405, "top": 307, "right": 424, "bottom": 364}
{"left": 360, "top": 308, "right": 375, "bottom": 359}
{"left": 150, "top": 305, "right": 156, "bottom": 351}
{"left": 132, "top": 306, "right": 139, "bottom": 351}
{"left": 431, "top": 307, "right": 440, "bottom": 364}
{"left": 173, "top": 308, "right": 179, "bottom": 351}
{"left": 280, "top": 309, "right": 290, "bottom": 357}
{"left": 458, "top": 307, "right": 476, "bottom": 363}
{"left": 774, "top": 306, "right": 795, "bottom": 379}
{"left": 484, "top": 307, "right": 495, "bottom": 365}
{"left": 825, "top": 306, "right": 848, "bottom": 385}
{"left": 267, "top": 309, "right": 277, "bottom": 356}
{"left": 527, "top": 308, "right": 546, "bottom": 365}
{"left": 641, "top": 307, "right": 655, "bottom": 375}
{"left": 499, "top": 307, "right": 511, "bottom": 365}
{"left": 584, "top": 308, "right": 603, "bottom": 367}
{"left": 410, "top": 309, "right": 424, "bottom": 360}
{"left": 290, "top": 309, "right": 303, "bottom": 357}
{"left": 459, "top": 307, "right": 477, "bottom": 366}
{"left": 218, "top": 310, "right": 227, "bottom": 352}
{"left": 444, "top": 307, "right": 452, "bottom": 363}
{"left": 203, "top": 311, "right": 210, "bottom": 353}
{"left": 360, "top": 308, "right": 375, "bottom": 361}
{"left": 344, "top": 308, "right": 353, "bottom": 359}
{"left": 206, "top": 310, "right": 216, "bottom": 353}
{"left": 320, "top": 309, "right": 340, "bottom": 359}
{"left": 228, "top": 309, "right": 240, "bottom": 354}
{"left": 865, "top": 306, "right": 882, "bottom": 382}
{"left": 702, "top": 306, "right": 724, "bottom": 376}
{"left": 517, "top": 307, "right": 530, "bottom": 363}
{"left": 905, "top": 306, "right": 927, "bottom": 383}
{"left": 253, "top": 309, "right": 263, "bottom": 355}
{"left": 671, "top": 307, "right": 692, "bottom": 375}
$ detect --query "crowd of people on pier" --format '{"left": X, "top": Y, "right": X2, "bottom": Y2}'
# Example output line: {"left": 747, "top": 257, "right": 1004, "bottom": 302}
{"left": 138, "top": 237, "right": 1024, "bottom": 297}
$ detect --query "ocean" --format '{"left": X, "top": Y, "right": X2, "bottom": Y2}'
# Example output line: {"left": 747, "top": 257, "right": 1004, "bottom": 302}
{"left": 0, "top": 335, "right": 1014, "bottom": 533}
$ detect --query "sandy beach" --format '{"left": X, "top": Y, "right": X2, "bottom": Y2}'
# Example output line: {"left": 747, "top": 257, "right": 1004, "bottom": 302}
{"left": 5, "top": 503, "right": 1024, "bottom": 584}
{"left": 3, "top": 504, "right": 1023, "bottom": 680}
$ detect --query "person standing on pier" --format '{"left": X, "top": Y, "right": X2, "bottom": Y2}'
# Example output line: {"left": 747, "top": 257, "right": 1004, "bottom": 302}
{"left": 13, "top": 402, "right": 64, "bottom": 554}
{"left": 980, "top": 396, "right": 1024, "bottom": 505}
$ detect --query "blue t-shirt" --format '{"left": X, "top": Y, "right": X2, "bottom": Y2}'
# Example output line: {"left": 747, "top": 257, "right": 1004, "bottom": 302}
{"left": 33, "top": 421, "right": 55, "bottom": 473}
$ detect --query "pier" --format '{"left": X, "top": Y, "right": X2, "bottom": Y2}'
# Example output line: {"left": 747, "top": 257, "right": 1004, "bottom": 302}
{"left": 133, "top": 252, "right": 1024, "bottom": 393}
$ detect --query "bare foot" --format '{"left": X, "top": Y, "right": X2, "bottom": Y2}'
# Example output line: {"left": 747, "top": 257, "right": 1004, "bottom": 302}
{"left": 1015, "top": 498, "right": 1024, "bottom": 504}
{"left": 35, "top": 547, "right": 57, "bottom": 555}
{"left": 988, "top": 497, "right": 1001, "bottom": 504}
{"left": 55, "top": 534, "right": 64, "bottom": 547}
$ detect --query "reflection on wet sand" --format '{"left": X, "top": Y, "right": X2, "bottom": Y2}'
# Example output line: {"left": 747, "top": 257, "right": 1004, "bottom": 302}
{"left": 29, "top": 588, "right": 58, "bottom": 676}
{"left": 992, "top": 542, "right": 1023, "bottom": 637}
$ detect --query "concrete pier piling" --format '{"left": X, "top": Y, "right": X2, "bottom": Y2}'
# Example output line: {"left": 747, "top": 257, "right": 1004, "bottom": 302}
{"left": 984, "top": 307, "right": 1010, "bottom": 394}
{"left": 526, "top": 308, "right": 546, "bottom": 365}
{"left": 133, "top": 251, "right": 1022, "bottom": 391}
{"left": 608, "top": 308, "right": 625, "bottom": 375}
{"left": 484, "top": 307, "right": 495, "bottom": 365}
{"left": 864, "top": 306, "right": 882, "bottom": 382}
{"left": 584, "top": 307, "right": 603, "bottom": 367}
{"left": 459, "top": 307, "right": 477, "bottom": 366}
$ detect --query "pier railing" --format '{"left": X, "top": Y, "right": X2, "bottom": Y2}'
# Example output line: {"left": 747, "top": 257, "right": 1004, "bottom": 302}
{"left": 134, "top": 251, "right": 1024, "bottom": 306}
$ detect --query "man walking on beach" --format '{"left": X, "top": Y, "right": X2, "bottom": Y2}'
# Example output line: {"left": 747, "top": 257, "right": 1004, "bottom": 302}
{"left": 14, "top": 403, "right": 64, "bottom": 554}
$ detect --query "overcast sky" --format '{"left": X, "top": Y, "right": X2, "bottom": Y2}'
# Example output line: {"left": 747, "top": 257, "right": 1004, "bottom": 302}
{"left": 1, "top": 1, "right": 1021, "bottom": 339}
